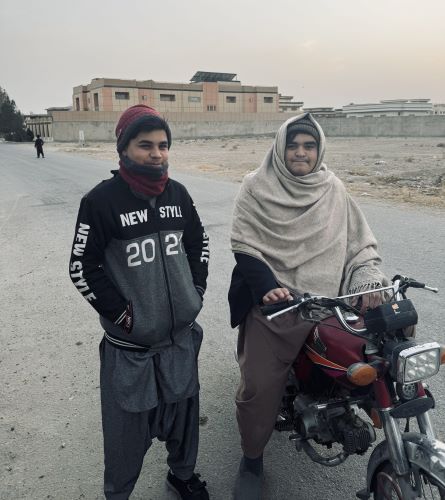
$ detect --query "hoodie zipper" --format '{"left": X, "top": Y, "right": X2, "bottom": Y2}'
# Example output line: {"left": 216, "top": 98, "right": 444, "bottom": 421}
{"left": 155, "top": 182, "right": 176, "bottom": 344}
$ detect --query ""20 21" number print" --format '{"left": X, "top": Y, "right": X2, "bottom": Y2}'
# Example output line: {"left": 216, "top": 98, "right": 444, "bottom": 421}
{"left": 126, "top": 233, "right": 182, "bottom": 267}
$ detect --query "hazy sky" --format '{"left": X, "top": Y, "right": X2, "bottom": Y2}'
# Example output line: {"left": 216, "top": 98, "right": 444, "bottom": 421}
{"left": 1, "top": 0, "right": 444, "bottom": 114}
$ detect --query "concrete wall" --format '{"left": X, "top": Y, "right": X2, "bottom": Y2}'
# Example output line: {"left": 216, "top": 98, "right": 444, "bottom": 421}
{"left": 51, "top": 111, "right": 288, "bottom": 141}
{"left": 51, "top": 118, "right": 286, "bottom": 142}
{"left": 51, "top": 111, "right": 445, "bottom": 142}
{"left": 316, "top": 115, "right": 445, "bottom": 137}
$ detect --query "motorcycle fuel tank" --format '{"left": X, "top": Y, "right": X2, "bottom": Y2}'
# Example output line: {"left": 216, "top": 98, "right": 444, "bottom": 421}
{"left": 304, "top": 315, "right": 367, "bottom": 382}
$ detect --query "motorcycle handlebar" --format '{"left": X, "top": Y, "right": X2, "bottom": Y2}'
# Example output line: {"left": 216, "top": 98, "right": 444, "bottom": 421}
{"left": 411, "top": 282, "right": 438, "bottom": 293}
{"left": 262, "top": 276, "right": 438, "bottom": 328}
{"left": 392, "top": 275, "right": 438, "bottom": 294}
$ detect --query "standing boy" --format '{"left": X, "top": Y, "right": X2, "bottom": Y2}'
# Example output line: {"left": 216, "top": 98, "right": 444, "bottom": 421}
{"left": 34, "top": 134, "right": 44, "bottom": 158}
{"left": 69, "top": 105, "right": 210, "bottom": 499}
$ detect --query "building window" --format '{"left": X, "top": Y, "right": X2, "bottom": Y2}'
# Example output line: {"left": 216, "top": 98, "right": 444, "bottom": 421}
{"left": 160, "top": 94, "right": 176, "bottom": 102}
{"left": 264, "top": 97, "right": 274, "bottom": 103}
{"left": 93, "top": 93, "right": 99, "bottom": 111}
{"left": 75, "top": 97, "right": 80, "bottom": 111}
{"left": 207, "top": 105, "right": 216, "bottom": 111}
{"left": 226, "top": 96, "right": 236, "bottom": 103}
{"left": 115, "top": 92, "right": 130, "bottom": 100}
{"left": 141, "top": 95, "right": 147, "bottom": 101}
{"left": 188, "top": 96, "right": 201, "bottom": 103}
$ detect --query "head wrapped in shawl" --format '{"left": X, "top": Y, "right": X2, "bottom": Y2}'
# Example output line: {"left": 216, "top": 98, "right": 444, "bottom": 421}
{"left": 230, "top": 112, "right": 387, "bottom": 297}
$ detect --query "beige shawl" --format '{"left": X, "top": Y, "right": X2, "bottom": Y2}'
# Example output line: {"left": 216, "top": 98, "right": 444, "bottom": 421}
{"left": 231, "top": 113, "right": 387, "bottom": 297}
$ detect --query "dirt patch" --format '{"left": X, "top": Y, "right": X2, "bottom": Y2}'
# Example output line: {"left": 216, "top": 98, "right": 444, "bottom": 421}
{"left": 46, "top": 136, "right": 445, "bottom": 208}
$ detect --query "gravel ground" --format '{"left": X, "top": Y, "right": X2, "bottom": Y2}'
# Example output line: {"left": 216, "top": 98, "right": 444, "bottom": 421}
{"left": 47, "top": 136, "right": 445, "bottom": 208}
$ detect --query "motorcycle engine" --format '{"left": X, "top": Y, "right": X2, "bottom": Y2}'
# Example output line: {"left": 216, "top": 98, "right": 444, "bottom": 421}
{"left": 293, "top": 395, "right": 376, "bottom": 455}
{"left": 333, "top": 412, "right": 376, "bottom": 455}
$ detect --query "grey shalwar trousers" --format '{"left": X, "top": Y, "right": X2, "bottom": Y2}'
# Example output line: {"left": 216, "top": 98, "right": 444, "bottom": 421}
{"left": 236, "top": 306, "right": 313, "bottom": 459}
{"left": 99, "top": 339, "right": 200, "bottom": 500}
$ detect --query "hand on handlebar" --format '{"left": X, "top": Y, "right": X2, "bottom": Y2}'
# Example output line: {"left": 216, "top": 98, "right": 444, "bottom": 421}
{"left": 263, "top": 287, "right": 293, "bottom": 304}
{"left": 350, "top": 291, "right": 383, "bottom": 314}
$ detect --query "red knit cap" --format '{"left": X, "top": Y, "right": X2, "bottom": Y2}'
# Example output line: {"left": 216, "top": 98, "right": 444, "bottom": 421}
{"left": 115, "top": 105, "right": 171, "bottom": 153}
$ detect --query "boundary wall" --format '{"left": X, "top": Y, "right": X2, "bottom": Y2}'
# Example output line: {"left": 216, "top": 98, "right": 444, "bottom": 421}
{"left": 51, "top": 111, "right": 445, "bottom": 141}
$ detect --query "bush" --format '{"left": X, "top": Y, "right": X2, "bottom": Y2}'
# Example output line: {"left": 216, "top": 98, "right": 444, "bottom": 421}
{"left": 5, "top": 131, "right": 28, "bottom": 142}
{"left": 0, "top": 86, "right": 30, "bottom": 141}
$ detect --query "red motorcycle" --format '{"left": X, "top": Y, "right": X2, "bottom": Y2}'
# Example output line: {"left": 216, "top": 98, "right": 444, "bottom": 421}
{"left": 262, "top": 275, "right": 445, "bottom": 499}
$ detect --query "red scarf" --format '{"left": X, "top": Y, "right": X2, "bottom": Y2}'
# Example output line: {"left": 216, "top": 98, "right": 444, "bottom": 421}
{"left": 119, "top": 157, "right": 169, "bottom": 196}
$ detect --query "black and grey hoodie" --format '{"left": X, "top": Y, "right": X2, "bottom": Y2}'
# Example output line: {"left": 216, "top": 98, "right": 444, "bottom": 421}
{"left": 69, "top": 172, "right": 209, "bottom": 350}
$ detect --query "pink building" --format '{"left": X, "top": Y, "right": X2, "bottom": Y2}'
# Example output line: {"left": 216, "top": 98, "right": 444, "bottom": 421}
{"left": 73, "top": 72, "right": 279, "bottom": 114}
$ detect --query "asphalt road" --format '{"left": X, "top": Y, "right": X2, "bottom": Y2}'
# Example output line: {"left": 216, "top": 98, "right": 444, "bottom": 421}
{"left": 1, "top": 142, "right": 444, "bottom": 500}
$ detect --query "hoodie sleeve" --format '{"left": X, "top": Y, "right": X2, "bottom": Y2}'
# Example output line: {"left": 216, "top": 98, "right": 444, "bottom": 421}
{"left": 69, "top": 195, "right": 128, "bottom": 323}
{"left": 182, "top": 193, "right": 209, "bottom": 298}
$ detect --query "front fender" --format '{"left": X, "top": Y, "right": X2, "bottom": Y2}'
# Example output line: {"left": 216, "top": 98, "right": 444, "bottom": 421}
{"left": 403, "top": 432, "right": 445, "bottom": 488}
{"left": 357, "top": 433, "right": 445, "bottom": 499}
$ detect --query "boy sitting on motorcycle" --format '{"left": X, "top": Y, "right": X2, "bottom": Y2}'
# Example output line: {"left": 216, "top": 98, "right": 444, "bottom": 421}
{"left": 229, "top": 113, "right": 386, "bottom": 500}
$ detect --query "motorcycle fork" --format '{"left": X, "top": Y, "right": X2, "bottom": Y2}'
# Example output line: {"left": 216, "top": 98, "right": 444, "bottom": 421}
{"left": 417, "top": 411, "right": 435, "bottom": 440}
{"left": 416, "top": 384, "right": 436, "bottom": 440}
{"left": 374, "top": 379, "right": 418, "bottom": 498}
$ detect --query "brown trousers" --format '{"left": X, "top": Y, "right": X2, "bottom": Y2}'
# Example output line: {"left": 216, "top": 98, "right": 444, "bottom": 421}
{"left": 236, "top": 306, "right": 313, "bottom": 459}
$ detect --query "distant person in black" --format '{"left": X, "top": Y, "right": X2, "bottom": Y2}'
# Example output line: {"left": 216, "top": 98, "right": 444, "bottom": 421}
{"left": 34, "top": 135, "right": 44, "bottom": 158}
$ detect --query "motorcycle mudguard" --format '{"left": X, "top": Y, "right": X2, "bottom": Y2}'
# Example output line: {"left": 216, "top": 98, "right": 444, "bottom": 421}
{"left": 356, "top": 433, "right": 445, "bottom": 499}
{"left": 356, "top": 440, "right": 389, "bottom": 499}
{"left": 403, "top": 433, "right": 445, "bottom": 487}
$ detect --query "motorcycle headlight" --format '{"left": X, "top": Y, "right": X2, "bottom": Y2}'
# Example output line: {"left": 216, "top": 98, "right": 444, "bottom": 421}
{"left": 397, "top": 342, "right": 441, "bottom": 383}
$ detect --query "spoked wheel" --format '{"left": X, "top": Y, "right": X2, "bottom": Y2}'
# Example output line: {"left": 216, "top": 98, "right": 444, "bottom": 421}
{"left": 374, "top": 462, "right": 445, "bottom": 500}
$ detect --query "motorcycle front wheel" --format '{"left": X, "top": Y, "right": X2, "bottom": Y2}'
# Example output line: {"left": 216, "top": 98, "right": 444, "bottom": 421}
{"left": 374, "top": 462, "right": 445, "bottom": 500}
